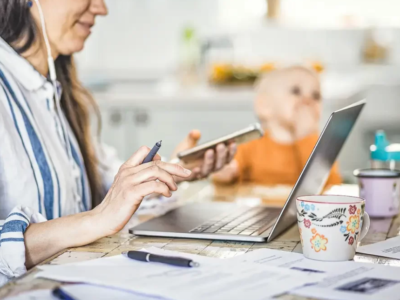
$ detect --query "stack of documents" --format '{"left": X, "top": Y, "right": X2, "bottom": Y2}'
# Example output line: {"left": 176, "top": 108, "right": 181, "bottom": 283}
{"left": 230, "top": 248, "right": 400, "bottom": 300}
{"left": 12, "top": 241, "right": 400, "bottom": 300}
{"left": 34, "top": 247, "right": 323, "bottom": 300}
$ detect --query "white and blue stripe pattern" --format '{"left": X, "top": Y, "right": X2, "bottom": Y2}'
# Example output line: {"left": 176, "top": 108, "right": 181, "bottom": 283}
{"left": 0, "top": 206, "right": 46, "bottom": 286}
{"left": 0, "top": 51, "right": 92, "bottom": 218}
{"left": 0, "top": 69, "right": 57, "bottom": 219}
{"left": 0, "top": 36, "right": 122, "bottom": 285}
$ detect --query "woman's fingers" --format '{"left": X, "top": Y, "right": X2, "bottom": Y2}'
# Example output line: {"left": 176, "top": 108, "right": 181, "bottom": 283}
{"left": 127, "top": 165, "right": 178, "bottom": 191}
{"left": 124, "top": 146, "right": 152, "bottom": 167}
{"left": 132, "top": 181, "right": 172, "bottom": 198}
{"left": 126, "top": 160, "right": 191, "bottom": 178}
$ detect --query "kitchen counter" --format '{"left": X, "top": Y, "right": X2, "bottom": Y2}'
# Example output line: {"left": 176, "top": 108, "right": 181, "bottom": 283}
{"left": 87, "top": 65, "right": 400, "bottom": 109}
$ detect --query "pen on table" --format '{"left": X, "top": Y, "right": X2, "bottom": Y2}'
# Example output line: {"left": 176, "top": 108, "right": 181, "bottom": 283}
{"left": 142, "top": 140, "right": 162, "bottom": 164}
{"left": 52, "top": 287, "right": 76, "bottom": 300}
{"left": 122, "top": 250, "right": 200, "bottom": 268}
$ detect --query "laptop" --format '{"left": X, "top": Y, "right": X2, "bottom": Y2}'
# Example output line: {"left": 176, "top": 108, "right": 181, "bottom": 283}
{"left": 130, "top": 100, "right": 365, "bottom": 242}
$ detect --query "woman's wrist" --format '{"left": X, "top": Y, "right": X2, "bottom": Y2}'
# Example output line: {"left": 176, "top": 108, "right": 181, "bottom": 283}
{"left": 53, "top": 210, "right": 106, "bottom": 249}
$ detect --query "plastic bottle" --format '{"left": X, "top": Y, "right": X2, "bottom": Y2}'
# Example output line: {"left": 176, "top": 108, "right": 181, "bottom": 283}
{"left": 370, "top": 131, "right": 389, "bottom": 169}
{"left": 370, "top": 130, "right": 400, "bottom": 170}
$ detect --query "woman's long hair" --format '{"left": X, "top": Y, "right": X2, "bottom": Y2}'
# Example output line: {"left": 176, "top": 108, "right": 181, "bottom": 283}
{"left": 0, "top": 0, "right": 103, "bottom": 207}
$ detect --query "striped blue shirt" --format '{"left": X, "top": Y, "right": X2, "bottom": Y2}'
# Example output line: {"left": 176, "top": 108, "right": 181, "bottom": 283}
{"left": 0, "top": 37, "right": 122, "bottom": 285}
{"left": 0, "top": 39, "right": 92, "bottom": 219}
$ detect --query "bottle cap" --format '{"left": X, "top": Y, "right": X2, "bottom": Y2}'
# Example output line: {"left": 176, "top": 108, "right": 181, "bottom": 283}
{"left": 370, "top": 130, "right": 389, "bottom": 161}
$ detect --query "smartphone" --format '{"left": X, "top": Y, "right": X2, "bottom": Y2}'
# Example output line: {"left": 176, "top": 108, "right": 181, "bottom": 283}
{"left": 177, "top": 123, "right": 263, "bottom": 163}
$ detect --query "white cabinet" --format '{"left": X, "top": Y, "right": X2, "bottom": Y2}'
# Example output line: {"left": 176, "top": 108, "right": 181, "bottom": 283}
{"left": 99, "top": 108, "right": 133, "bottom": 160}
{"left": 128, "top": 109, "right": 257, "bottom": 159}
{"left": 99, "top": 103, "right": 256, "bottom": 161}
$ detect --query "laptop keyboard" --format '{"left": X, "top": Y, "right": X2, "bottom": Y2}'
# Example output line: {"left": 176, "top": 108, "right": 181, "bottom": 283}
{"left": 189, "top": 207, "right": 279, "bottom": 236}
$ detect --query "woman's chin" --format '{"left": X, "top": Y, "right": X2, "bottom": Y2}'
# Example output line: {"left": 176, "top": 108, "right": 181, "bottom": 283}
{"left": 59, "top": 40, "right": 86, "bottom": 55}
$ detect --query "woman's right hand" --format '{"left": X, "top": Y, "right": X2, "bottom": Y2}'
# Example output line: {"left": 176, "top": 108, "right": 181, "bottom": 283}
{"left": 91, "top": 146, "right": 192, "bottom": 237}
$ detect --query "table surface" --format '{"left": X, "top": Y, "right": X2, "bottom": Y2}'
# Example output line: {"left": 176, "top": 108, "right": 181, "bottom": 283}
{"left": 1, "top": 182, "right": 400, "bottom": 300}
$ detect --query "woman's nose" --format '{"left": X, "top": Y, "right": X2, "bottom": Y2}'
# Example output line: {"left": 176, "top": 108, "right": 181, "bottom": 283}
{"left": 90, "top": 0, "right": 108, "bottom": 16}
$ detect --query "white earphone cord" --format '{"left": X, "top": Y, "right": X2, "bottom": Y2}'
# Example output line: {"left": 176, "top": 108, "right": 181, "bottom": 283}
{"left": 33, "top": 0, "right": 83, "bottom": 210}
{"left": 33, "top": 0, "right": 56, "bottom": 82}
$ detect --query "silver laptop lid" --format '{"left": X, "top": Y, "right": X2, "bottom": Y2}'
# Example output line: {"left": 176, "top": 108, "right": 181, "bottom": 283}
{"left": 267, "top": 100, "right": 365, "bottom": 241}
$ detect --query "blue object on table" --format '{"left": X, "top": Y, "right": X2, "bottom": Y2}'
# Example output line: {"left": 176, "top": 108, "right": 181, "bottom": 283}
{"left": 52, "top": 287, "right": 77, "bottom": 300}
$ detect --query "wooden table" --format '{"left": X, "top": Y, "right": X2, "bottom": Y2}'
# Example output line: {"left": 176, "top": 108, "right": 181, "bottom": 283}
{"left": 1, "top": 182, "right": 400, "bottom": 299}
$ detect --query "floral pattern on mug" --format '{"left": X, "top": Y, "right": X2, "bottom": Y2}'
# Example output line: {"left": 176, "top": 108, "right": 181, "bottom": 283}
{"left": 357, "top": 209, "right": 360, "bottom": 215}
{"left": 304, "top": 219, "right": 311, "bottom": 228}
{"left": 340, "top": 225, "right": 347, "bottom": 233}
{"left": 310, "top": 233, "right": 328, "bottom": 252}
{"left": 349, "top": 205, "right": 357, "bottom": 215}
{"left": 348, "top": 236, "right": 354, "bottom": 245}
{"left": 305, "top": 204, "right": 310, "bottom": 211}
{"left": 311, "top": 228, "right": 317, "bottom": 234}
{"left": 346, "top": 215, "right": 360, "bottom": 234}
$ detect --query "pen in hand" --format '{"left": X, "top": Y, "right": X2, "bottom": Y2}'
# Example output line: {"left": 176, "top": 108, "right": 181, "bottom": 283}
{"left": 142, "top": 140, "right": 162, "bottom": 164}
{"left": 122, "top": 250, "right": 200, "bottom": 268}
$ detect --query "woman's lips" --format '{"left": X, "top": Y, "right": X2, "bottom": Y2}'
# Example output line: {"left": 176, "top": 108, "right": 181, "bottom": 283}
{"left": 76, "top": 21, "right": 94, "bottom": 35}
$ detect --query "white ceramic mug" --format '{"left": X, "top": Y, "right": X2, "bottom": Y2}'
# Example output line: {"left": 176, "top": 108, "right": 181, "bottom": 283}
{"left": 296, "top": 195, "right": 370, "bottom": 261}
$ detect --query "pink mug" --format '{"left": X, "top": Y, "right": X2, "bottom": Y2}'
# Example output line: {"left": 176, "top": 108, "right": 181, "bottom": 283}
{"left": 354, "top": 169, "right": 400, "bottom": 217}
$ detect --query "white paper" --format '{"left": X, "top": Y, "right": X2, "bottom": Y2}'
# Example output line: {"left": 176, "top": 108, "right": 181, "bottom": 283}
{"left": 4, "top": 284, "right": 157, "bottom": 300}
{"left": 39, "top": 247, "right": 221, "bottom": 271}
{"left": 231, "top": 248, "right": 400, "bottom": 300}
{"left": 36, "top": 248, "right": 322, "bottom": 300}
{"left": 230, "top": 248, "right": 361, "bottom": 276}
{"left": 357, "top": 236, "right": 400, "bottom": 260}
{"left": 295, "top": 264, "right": 400, "bottom": 300}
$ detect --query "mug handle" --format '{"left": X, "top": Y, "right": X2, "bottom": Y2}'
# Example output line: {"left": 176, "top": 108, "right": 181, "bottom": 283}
{"left": 359, "top": 212, "right": 370, "bottom": 241}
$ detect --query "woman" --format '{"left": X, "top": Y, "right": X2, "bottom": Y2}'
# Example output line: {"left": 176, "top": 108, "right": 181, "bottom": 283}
{"left": 0, "top": 0, "right": 235, "bottom": 285}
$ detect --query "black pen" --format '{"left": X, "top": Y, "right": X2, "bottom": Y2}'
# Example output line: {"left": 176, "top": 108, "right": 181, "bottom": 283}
{"left": 142, "top": 140, "right": 162, "bottom": 164}
{"left": 52, "top": 287, "right": 76, "bottom": 300}
{"left": 122, "top": 250, "right": 200, "bottom": 268}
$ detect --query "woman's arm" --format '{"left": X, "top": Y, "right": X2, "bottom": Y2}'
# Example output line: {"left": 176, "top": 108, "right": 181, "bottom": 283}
{"left": 24, "top": 146, "right": 191, "bottom": 268}
{"left": 24, "top": 210, "right": 100, "bottom": 268}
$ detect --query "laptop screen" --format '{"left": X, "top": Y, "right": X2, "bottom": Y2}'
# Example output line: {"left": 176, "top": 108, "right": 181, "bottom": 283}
{"left": 268, "top": 100, "right": 365, "bottom": 241}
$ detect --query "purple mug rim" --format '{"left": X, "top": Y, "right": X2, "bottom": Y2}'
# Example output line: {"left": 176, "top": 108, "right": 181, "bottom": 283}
{"left": 354, "top": 168, "right": 400, "bottom": 179}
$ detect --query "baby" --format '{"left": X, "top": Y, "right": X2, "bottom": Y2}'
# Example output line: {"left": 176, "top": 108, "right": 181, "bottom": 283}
{"left": 213, "top": 66, "right": 341, "bottom": 186}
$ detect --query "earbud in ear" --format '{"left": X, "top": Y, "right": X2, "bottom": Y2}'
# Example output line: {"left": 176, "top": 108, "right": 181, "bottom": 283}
{"left": 27, "top": 1, "right": 33, "bottom": 8}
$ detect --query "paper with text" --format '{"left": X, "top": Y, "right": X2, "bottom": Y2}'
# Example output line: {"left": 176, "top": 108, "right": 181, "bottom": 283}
{"left": 36, "top": 248, "right": 322, "bottom": 300}
{"left": 357, "top": 236, "right": 400, "bottom": 260}
{"left": 231, "top": 248, "right": 400, "bottom": 300}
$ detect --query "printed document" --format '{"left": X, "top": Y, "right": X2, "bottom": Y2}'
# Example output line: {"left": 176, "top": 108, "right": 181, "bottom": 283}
{"left": 36, "top": 248, "right": 322, "bottom": 300}
{"left": 357, "top": 236, "right": 400, "bottom": 260}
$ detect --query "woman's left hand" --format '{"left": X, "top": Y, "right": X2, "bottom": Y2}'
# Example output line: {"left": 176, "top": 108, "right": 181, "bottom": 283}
{"left": 171, "top": 130, "right": 236, "bottom": 183}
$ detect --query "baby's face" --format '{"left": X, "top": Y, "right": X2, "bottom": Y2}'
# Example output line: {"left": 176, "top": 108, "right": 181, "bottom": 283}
{"left": 255, "top": 68, "right": 321, "bottom": 128}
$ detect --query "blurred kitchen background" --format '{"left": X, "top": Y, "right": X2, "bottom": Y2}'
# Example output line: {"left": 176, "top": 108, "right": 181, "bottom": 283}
{"left": 75, "top": 0, "right": 400, "bottom": 183}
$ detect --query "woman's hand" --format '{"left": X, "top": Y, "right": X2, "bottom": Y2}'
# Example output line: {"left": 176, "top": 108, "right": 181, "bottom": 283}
{"left": 91, "top": 146, "right": 192, "bottom": 236}
{"left": 171, "top": 130, "right": 236, "bottom": 183}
